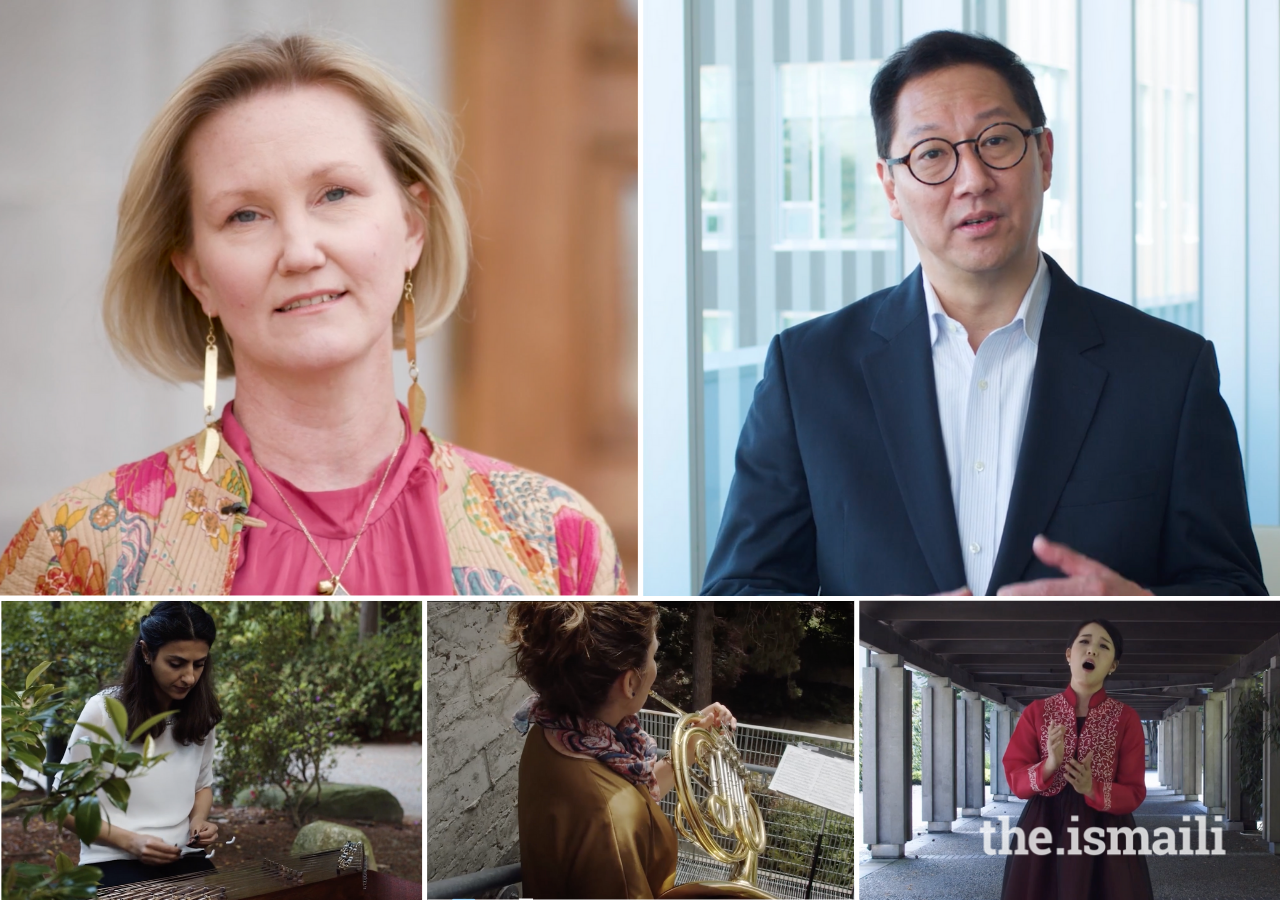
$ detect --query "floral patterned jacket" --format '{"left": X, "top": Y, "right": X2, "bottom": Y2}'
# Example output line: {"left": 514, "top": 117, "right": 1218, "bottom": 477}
{"left": 0, "top": 424, "right": 626, "bottom": 596}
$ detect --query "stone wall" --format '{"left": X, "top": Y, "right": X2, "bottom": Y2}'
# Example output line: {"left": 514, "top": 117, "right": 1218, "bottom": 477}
{"left": 427, "top": 601, "right": 527, "bottom": 881}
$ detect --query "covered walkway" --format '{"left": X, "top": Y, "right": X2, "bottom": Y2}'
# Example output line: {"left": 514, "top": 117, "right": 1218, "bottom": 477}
{"left": 859, "top": 601, "right": 1280, "bottom": 899}
{"left": 860, "top": 773, "right": 1280, "bottom": 899}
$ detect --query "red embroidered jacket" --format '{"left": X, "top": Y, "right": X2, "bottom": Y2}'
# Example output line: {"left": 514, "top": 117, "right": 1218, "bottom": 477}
{"left": 1003, "top": 685, "right": 1146, "bottom": 816}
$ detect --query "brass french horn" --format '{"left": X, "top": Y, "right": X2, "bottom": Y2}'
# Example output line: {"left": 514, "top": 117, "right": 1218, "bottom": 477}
{"left": 650, "top": 691, "right": 774, "bottom": 900}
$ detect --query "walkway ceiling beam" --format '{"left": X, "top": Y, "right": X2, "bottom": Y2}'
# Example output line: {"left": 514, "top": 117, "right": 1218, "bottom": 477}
{"left": 863, "top": 600, "right": 1280, "bottom": 622}
{"left": 1211, "top": 631, "right": 1280, "bottom": 690}
{"left": 860, "top": 616, "right": 1011, "bottom": 708}
{"left": 970, "top": 675, "right": 1216, "bottom": 690}
{"left": 895, "top": 620, "right": 1280, "bottom": 640}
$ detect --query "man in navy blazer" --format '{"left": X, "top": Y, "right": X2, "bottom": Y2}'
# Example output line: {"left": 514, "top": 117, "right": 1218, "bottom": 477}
{"left": 702, "top": 31, "right": 1265, "bottom": 596}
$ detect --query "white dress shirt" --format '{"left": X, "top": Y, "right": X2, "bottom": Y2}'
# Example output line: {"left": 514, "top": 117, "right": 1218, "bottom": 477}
{"left": 57, "top": 688, "right": 217, "bottom": 865}
{"left": 923, "top": 253, "right": 1049, "bottom": 595}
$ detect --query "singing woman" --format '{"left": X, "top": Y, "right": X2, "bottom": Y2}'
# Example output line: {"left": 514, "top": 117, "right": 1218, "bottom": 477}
{"left": 58, "top": 601, "right": 222, "bottom": 888}
{"left": 0, "top": 33, "right": 622, "bottom": 597}
{"left": 1001, "top": 618, "right": 1154, "bottom": 900}
{"left": 504, "top": 601, "right": 737, "bottom": 899}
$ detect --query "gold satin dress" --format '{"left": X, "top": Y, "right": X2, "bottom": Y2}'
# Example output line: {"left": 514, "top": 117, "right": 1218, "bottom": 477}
{"left": 518, "top": 724, "right": 679, "bottom": 899}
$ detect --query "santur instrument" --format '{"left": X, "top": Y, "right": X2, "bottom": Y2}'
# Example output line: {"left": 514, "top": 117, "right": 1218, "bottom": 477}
{"left": 93, "top": 841, "right": 415, "bottom": 899}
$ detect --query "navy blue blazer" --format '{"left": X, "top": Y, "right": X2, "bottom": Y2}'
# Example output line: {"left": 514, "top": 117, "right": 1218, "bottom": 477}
{"left": 702, "top": 255, "right": 1266, "bottom": 596}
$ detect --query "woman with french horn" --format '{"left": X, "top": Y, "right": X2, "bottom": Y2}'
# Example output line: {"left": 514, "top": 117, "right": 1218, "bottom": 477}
{"left": 505, "top": 601, "right": 738, "bottom": 899}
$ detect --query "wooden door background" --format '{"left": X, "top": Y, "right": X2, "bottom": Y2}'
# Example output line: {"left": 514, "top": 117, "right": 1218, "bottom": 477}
{"left": 451, "top": 0, "right": 638, "bottom": 586}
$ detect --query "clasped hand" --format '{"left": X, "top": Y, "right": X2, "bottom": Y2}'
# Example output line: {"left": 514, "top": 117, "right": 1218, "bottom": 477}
{"left": 1062, "top": 751, "right": 1095, "bottom": 797}
{"left": 1042, "top": 724, "right": 1094, "bottom": 796}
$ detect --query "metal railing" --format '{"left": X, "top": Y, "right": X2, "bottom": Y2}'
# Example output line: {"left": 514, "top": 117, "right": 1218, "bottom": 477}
{"left": 639, "top": 709, "right": 855, "bottom": 898}
{"left": 427, "top": 715, "right": 854, "bottom": 899}
{"left": 426, "top": 863, "right": 521, "bottom": 899}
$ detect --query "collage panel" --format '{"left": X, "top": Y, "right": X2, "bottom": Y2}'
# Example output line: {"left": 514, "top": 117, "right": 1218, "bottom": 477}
{"left": 0, "top": 1, "right": 636, "bottom": 600}
{"left": 858, "top": 599, "right": 1280, "bottom": 899}
{"left": 1, "top": 599, "right": 424, "bottom": 893}
{"left": 427, "top": 600, "right": 854, "bottom": 898}
{"left": 643, "top": 0, "right": 1275, "bottom": 597}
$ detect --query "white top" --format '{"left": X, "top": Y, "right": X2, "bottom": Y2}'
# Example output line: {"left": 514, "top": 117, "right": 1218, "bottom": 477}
{"left": 924, "top": 253, "right": 1050, "bottom": 596}
{"left": 58, "top": 688, "right": 217, "bottom": 865}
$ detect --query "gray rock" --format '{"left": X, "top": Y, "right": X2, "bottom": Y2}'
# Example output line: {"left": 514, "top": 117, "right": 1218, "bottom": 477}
{"left": 289, "top": 820, "right": 377, "bottom": 871}
{"left": 232, "top": 782, "right": 404, "bottom": 823}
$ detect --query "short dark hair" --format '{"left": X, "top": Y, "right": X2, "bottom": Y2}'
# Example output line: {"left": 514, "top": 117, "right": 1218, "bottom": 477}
{"left": 870, "top": 30, "right": 1046, "bottom": 160}
{"left": 1069, "top": 619, "right": 1125, "bottom": 662}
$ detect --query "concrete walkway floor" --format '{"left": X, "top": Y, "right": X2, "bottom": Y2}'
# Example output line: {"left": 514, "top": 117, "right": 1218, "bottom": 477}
{"left": 860, "top": 789, "right": 1280, "bottom": 900}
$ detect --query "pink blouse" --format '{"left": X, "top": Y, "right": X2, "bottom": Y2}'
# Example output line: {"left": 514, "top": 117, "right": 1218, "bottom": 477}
{"left": 221, "top": 402, "right": 454, "bottom": 595}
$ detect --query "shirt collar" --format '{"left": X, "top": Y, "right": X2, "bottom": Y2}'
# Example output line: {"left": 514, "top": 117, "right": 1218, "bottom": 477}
{"left": 924, "top": 252, "right": 1049, "bottom": 348}
{"left": 1063, "top": 683, "right": 1109, "bottom": 711}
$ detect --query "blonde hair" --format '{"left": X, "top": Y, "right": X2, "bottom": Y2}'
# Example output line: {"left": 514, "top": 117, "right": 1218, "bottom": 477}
{"left": 104, "top": 33, "right": 469, "bottom": 381}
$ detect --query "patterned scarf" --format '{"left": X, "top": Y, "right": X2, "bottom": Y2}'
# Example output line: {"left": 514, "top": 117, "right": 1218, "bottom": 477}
{"left": 513, "top": 693, "right": 660, "bottom": 800}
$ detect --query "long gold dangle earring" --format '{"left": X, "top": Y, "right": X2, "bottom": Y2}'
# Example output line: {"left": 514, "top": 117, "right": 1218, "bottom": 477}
{"left": 403, "top": 274, "right": 426, "bottom": 434}
{"left": 196, "top": 316, "right": 221, "bottom": 475}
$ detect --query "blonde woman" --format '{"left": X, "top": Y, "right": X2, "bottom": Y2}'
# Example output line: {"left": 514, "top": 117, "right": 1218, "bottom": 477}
{"left": 0, "top": 34, "right": 623, "bottom": 597}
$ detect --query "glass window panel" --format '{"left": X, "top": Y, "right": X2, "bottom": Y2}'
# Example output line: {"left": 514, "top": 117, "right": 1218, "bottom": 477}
{"left": 701, "top": 65, "right": 733, "bottom": 251}
{"left": 694, "top": 0, "right": 901, "bottom": 573}
{"left": 1135, "top": 0, "right": 1200, "bottom": 330}
{"left": 1006, "top": 0, "right": 1079, "bottom": 280}
{"left": 776, "top": 61, "right": 893, "bottom": 249}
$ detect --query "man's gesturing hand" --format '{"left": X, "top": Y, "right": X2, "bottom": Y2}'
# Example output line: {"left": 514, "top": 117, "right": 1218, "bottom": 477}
{"left": 996, "top": 535, "right": 1152, "bottom": 596}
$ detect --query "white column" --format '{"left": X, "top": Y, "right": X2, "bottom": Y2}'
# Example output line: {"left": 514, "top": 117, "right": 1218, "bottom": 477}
{"left": 958, "top": 691, "right": 984, "bottom": 817}
{"left": 1181, "top": 706, "right": 1201, "bottom": 802}
{"left": 862, "top": 652, "right": 913, "bottom": 858}
{"left": 640, "top": 0, "right": 695, "bottom": 593}
{"left": 1200, "top": 0, "right": 1247, "bottom": 434}
{"left": 922, "top": 676, "right": 957, "bottom": 832}
{"left": 1079, "top": 0, "right": 1135, "bottom": 302}
{"left": 1205, "top": 691, "right": 1226, "bottom": 814}
{"left": 1246, "top": 0, "right": 1280, "bottom": 524}
{"left": 991, "top": 705, "right": 1014, "bottom": 801}
{"left": 1264, "top": 657, "right": 1280, "bottom": 854}
{"left": 1170, "top": 711, "right": 1183, "bottom": 793}
{"left": 1225, "top": 678, "right": 1250, "bottom": 831}
{"left": 1159, "top": 718, "right": 1168, "bottom": 787}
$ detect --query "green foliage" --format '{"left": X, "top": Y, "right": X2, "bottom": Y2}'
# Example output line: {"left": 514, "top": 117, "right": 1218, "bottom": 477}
{"left": 758, "top": 794, "right": 855, "bottom": 885}
{"left": 208, "top": 601, "right": 419, "bottom": 824}
{"left": 653, "top": 602, "right": 852, "bottom": 714}
{"left": 0, "top": 602, "right": 150, "bottom": 741}
{"left": 209, "top": 600, "right": 421, "bottom": 742}
{"left": 1228, "top": 673, "right": 1280, "bottom": 828}
{"left": 216, "top": 663, "right": 358, "bottom": 828}
{"left": 320, "top": 601, "right": 422, "bottom": 738}
{"left": 911, "top": 674, "right": 923, "bottom": 785}
{"left": 2, "top": 662, "right": 173, "bottom": 900}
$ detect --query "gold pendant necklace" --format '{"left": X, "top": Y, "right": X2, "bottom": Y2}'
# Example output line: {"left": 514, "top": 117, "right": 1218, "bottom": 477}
{"left": 254, "top": 435, "right": 400, "bottom": 595}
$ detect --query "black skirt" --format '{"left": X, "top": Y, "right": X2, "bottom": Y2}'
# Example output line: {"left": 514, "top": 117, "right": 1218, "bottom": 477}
{"left": 1000, "top": 786, "right": 1154, "bottom": 900}
{"left": 92, "top": 854, "right": 217, "bottom": 887}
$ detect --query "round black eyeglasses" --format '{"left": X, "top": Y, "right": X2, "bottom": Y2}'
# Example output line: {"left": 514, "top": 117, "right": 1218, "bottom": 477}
{"left": 884, "top": 122, "right": 1045, "bottom": 186}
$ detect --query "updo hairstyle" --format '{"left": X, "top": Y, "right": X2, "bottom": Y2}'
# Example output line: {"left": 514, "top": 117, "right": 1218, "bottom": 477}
{"left": 504, "top": 602, "right": 659, "bottom": 718}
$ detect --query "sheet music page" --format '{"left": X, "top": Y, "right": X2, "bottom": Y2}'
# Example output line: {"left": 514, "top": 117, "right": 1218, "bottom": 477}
{"left": 767, "top": 743, "right": 856, "bottom": 818}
